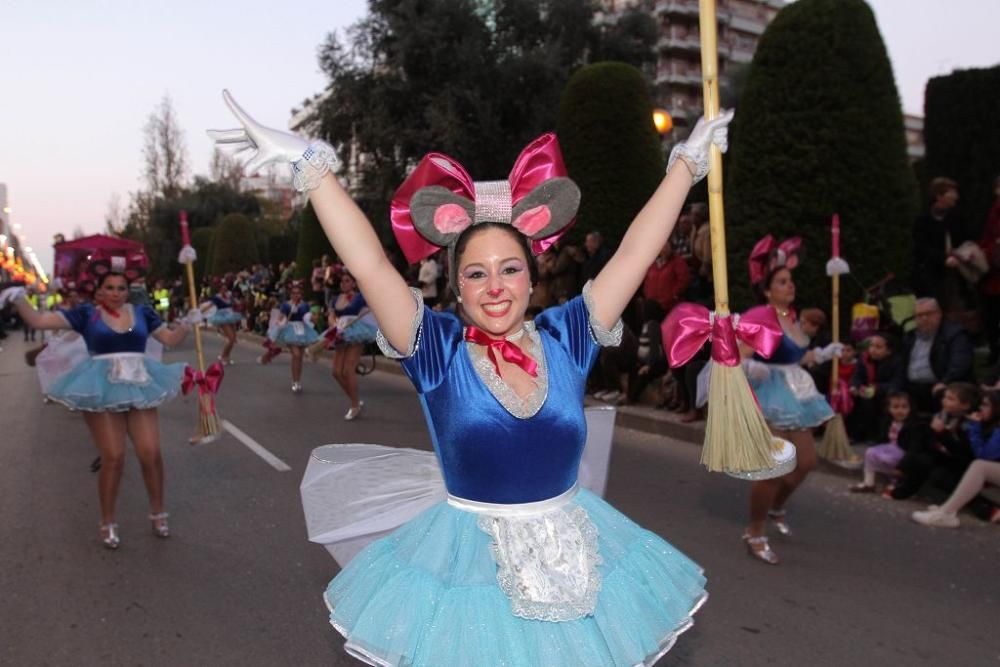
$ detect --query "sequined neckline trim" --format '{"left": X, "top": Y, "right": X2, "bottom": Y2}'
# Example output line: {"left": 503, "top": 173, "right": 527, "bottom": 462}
{"left": 99, "top": 303, "right": 136, "bottom": 335}
{"left": 466, "top": 321, "right": 548, "bottom": 420}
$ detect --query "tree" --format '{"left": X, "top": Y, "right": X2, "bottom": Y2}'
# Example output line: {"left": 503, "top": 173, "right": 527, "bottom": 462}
{"left": 212, "top": 213, "right": 259, "bottom": 276}
{"left": 556, "top": 62, "right": 664, "bottom": 244}
{"left": 143, "top": 95, "right": 188, "bottom": 199}
{"left": 923, "top": 65, "right": 1000, "bottom": 238}
{"left": 105, "top": 193, "right": 125, "bottom": 235}
{"left": 723, "top": 0, "right": 918, "bottom": 319}
{"left": 294, "top": 202, "right": 334, "bottom": 294}
{"left": 210, "top": 149, "right": 244, "bottom": 193}
{"left": 310, "top": 0, "right": 656, "bottom": 237}
{"left": 191, "top": 226, "right": 215, "bottom": 286}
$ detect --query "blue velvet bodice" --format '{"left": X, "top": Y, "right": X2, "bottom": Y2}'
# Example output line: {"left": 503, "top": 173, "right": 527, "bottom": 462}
{"left": 211, "top": 294, "right": 233, "bottom": 309}
{"left": 334, "top": 293, "right": 367, "bottom": 316}
{"left": 757, "top": 330, "right": 808, "bottom": 365}
{"left": 398, "top": 296, "right": 601, "bottom": 504}
{"left": 60, "top": 304, "right": 162, "bottom": 354}
{"left": 281, "top": 301, "right": 310, "bottom": 321}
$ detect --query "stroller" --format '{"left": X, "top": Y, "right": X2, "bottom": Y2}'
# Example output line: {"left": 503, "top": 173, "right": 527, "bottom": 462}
{"left": 849, "top": 272, "right": 916, "bottom": 345}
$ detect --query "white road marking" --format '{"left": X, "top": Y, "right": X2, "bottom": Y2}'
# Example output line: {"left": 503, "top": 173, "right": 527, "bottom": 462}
{"left": 221, "top": 419, "right": 292, "bottom": 472}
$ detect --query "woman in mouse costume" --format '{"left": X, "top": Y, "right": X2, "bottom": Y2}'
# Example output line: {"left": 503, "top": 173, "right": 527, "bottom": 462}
{"left": 210, "top": 89, "right": 730, "bottom": 666}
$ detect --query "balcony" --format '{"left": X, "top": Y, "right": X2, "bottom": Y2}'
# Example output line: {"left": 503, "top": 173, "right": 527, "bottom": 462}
{"left": 655, "top": 69, "right": 704, "bottom": 88}
{"left": 657, "top": 34, "right": 702, "bottom": 53}
{"left": 727, "top": 14, "right": 767, "bottom": 35}
{"left": 655, "top": 0, "right": 699, "bottom": 17}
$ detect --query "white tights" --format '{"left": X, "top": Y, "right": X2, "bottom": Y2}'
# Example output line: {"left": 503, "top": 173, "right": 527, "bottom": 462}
{"left": 941, "top": 460, "right": 1000, "bottom": 515}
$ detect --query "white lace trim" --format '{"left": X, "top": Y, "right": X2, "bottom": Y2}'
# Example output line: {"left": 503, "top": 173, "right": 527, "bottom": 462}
{"left": 477, "top": 502, "right": 602, "bottom": 622}
{"left": 291, "top": 140, "right": 340, "bottom": 192}
{"left": 466, "top": 321, "right": 548, "bottom": 419}
{"left": 375, "top": 287, "right": 424, "bottom": 359}
{"left": 581, "top": 280, "right": 624, "bottom": 347}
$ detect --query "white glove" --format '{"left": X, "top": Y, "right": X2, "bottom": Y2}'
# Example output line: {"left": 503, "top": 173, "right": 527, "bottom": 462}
{"left": 667, "top": 108, "right": 734, "bottom": 184}
{"left": 813, "top": 342, "right": 844, "bottom": 364}
{"left": 0, "top": 286, "right": 26, "bottom": 307}
{"left": 742, "top": 358, "right": 771, "bottom": 383}
{"left": 207, "top": 90, "right": 338, "bottom": 191}
{"left": 179, "top": 308, "right": 203, "bottom": 326}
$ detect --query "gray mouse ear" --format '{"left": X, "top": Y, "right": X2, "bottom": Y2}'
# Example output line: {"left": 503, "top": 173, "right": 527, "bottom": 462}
{"left": 409, "top": 186, "right": 476, "bottom": 247}
{"left": 510, "top": 178, "right": 580, "bottom": 241}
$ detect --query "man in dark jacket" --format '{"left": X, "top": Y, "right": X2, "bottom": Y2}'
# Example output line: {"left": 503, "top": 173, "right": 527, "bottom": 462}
{"left": 911, "top": 177, "right": 970, "bottom": 312}
{"left": 894, "top": 298, "right": 974, "bottom": 414}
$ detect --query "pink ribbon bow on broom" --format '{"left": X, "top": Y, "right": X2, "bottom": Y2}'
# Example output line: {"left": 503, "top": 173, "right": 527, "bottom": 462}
{"left": 663, "top": 304, "right": 783, "bottom": 368}
{"left": 182, "top": 361, "right": 225, "bottom": 415}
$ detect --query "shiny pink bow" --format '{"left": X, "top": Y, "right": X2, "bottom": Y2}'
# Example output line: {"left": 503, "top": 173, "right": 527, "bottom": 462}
{"left": 182, "top": 362, "right": 225, "bottom": 397}
{"left": 464, "top": 326, "right": 539, "bottom": 378}
{"left": 748, "top": 235, "right": 802, "bottom": 286}
{"left": 390, "top": 133, "right": 573, "bottom": 264}
{"left": 662, "top": 304, "right": 783, "bottom": 367}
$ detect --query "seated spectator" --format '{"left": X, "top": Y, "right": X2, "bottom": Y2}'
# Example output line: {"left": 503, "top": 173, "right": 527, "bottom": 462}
{"left": 848, "top": 333, "right": 903, "bottom": 441}
{"left": 911, "top": 459, "right": 1000, "bottom": 527}
{"left": 849, "top": 390, "right": 920, "bottom": 492}
{"left": 890, "top": 382, "right": 979, "bottom": 500}
{"left": 893, "top": 297, "right": 974, "bottom": 415}
{"left": 627, "top": 300, "right": 667, "bottom": 404}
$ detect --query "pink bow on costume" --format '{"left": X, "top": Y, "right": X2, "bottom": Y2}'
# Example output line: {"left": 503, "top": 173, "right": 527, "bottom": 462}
{"left": 390, "top": 133, "right": 574, "bottom": 264}
{"left": 662, "top": 304, "right": 783, "bottom": 368}
{"left": 464, "top": 326, "right": 539, "bottom": 378}
{"left": 748, "top": 235, "right": 802, "bottom": 286}
{"left": 181, "top": 362, "right": 225, "bottom": 414}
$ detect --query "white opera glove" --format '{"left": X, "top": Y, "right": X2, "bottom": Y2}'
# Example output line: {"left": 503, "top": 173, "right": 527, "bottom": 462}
{"left": 742, "top": 358, "right": 771, "bottom": 383}
{"left": 0, "top": 286, "right": 27, "bottom": 308}
{"left": 813, "top": 342, "right": 845, "bottom": 364}
{"left": 207, "top": 90, "right": 339, "bottom": 192}
{"left": 667, "top": 109, "right": 734, "bottom": 184}
{"left": 179, "top": 308, "right": 203, "bottom": 327}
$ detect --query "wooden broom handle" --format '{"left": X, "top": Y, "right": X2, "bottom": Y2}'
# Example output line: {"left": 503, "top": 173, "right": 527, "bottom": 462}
{"left": 698, "top": 0, "right": 730, "bottom": 315}
{"left": 184, "top": 260, "right": 207, "bottom": 374}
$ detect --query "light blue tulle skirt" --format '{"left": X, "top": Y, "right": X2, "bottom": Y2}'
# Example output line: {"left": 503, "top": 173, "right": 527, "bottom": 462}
{"left": 325, "top": 488, "right": 707, "bottom": 667}
{"left": 751, "top": 365, "right": 834, "bottom": 430}
{"left": 339, "top": 320, "right": 378, "bottom": 345}
{"left": 273, "top": 322, "right": 321, "bottom": 347}
{"left": 208, "top": 308, "right": 243, "bottom": 327}
{"left": 46, "top": 355, "right": 185, "bottom": 412}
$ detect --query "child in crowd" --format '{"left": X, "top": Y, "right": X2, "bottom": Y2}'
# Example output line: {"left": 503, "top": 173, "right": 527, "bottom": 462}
{"left": 912, "top": 459, "right": 1000, "bottom": 527}
{"left": 889, "top": 382, "right": 979, "bottom": 500}
{"left": 848, "top": 333, "right": 903, "bottom": 441}
{"left": 849, "top": 391, "right": 919, "bottom": 493}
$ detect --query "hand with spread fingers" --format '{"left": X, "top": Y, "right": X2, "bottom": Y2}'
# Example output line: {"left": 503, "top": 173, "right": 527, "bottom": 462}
{"left": 207, "top": 90, "right": 338, "bottom": 192}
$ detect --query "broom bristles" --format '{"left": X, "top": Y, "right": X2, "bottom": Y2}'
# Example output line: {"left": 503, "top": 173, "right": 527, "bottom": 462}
{"left": 702, "top": 363, "right": 779, "bottom": 472}
{"left": 818, "top": 414, "right": 853, "bottom": 461}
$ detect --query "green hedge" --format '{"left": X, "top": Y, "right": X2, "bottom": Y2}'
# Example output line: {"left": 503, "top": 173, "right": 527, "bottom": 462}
{"left": 294, "top": 201, "right": 334, "bottom": 296}
{"left": 724, "top": 0, "right": 918, "bottom": 322}
{"left": 556, "top": 62, "right": 665, "bottom": 244}
{"left": 211, "top": 213, "right": 259, "bottom": 276}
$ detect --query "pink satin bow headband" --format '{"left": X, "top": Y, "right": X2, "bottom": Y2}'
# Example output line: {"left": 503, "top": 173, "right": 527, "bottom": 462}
{"left": 748, "top": 235, "right": 802, "bottom": 286}
{"left": 390, "top": 133, "right": 580, "bottom": 265}
{"left": 662, "top": 304, "right": 783, "bottom": 368}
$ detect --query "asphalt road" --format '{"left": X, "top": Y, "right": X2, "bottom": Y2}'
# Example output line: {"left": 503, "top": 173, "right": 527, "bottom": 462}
{"left": 1, "top": 333, "right": 997, "bottom": 666}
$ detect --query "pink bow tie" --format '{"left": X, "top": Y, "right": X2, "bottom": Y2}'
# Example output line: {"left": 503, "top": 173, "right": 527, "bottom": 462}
{"left": 464, "top": 326, "right": 538, "bottom": 378}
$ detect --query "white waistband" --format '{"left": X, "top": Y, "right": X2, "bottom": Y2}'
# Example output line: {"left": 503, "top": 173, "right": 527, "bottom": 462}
{"left": 447, "top": 484, "right": 578, "bottom": 517}
{"left": 92, "top": 352, "right": 146, "bottom": 360}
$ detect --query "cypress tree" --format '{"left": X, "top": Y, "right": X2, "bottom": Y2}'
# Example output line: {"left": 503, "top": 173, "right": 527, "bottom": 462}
{"left": 211, "top": 213, "right": 259, "bottom": 276}
{"left": 294, "top": 201, "right": 334, "bottom": 296}
{"left": 924, "top": 65, "right": 1000, "bottom": 238}
{"left": 556, "top": 62, "right": 665, "bottom": 244}
{"left": 724, "top": 0, "right": 918, "bottom": 320}
{"left": 190, "top": 226, "right": 215, "bottom": 285}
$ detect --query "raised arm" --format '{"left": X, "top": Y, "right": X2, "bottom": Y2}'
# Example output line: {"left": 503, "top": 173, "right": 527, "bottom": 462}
{"left": 208, "top": 91, "right": 416, "bottom": 352}
{"left": 589, "top": 111, "right": 733, "bottom": 329}
{"left": 1, "top": 288, "right": 70, "bottom": 330}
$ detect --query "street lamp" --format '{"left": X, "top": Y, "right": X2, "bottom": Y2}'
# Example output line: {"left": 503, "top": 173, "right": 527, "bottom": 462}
{"left": 652, "top": 108, "right": 673, "bottom": 134}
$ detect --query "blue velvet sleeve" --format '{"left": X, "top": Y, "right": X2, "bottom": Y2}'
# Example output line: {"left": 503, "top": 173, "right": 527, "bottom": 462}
{"left": 59, "top": 304, "right": 94, "bottom": 334}
{"left": 967, "top": 422, "right": 1000, "bottom": 461}
{"left": 210, "top": 295, "right": 228, "bottom": 309}
{"left": 533, "top": 295, "right": 601, "bottom": 376}
{"left": 280, "top": 303, "right": 291, "bottom": 317}
{"left": 140, "top": 304, "right": 164, "bottom": 333}
{"left": 396, "top": 307, "right": 464, "bottom": 394}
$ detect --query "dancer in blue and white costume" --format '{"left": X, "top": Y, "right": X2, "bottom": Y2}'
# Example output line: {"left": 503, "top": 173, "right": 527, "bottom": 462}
{"left": 741, "top": 236, "right": 840, "bottom": 564}
{"left": 328, "top": 270, "right": 377, "bottom": 420}
{"left": 263, "top": 280, "right": 319, "bottom": 393}
{"left": 1, "top": 254, "right": 197, "bottom": 549}
{"left": 204, "top": 278, "right": 242, "bottom": 365}
{"left": 210, "top": 90, "right": 731, "bottom": 666}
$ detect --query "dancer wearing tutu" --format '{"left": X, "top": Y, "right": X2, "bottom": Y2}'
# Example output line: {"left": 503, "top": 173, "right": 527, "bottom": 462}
{"left": 329, "top": 270, "right": 377, "bottom": 420}
{"left": 260, "top": 279, "right": 319, "bottom": 393}
{"left": 741, "top": 237, "right": 841, "bottom": 564}
{"left": 203, "top": 278, "right": 242, "bottom": 365}
{"left": 210, "top": 90, "right": 731, "bottom": 666}
{"left": 0, "top": 254, "right": 197, "bottom": 549}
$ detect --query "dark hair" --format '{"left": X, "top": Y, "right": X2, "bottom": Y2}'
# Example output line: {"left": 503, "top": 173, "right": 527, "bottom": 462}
{"left": 945, "top": 382, "right": 980, "bottom": 410}
{"left": 886, "top": 390, "right": 910, "bottom": 405}
{"left": 642, "top": 299, "right": 665, "bottom": 323}
{"left": 929, "top": 176, "right": 957, "bottom": 200}
{"left": 452, "top": 222, "right": 538, "bottom": 291}
{"left": 95, "top": 271, "right": 127, "bottom": 289}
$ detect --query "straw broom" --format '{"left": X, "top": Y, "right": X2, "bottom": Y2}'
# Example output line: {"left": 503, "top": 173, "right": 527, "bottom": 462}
{"left": 179, "top": 211, "right": 222, "bottom": 444}
{"left": 819, "top": 214, "right": 854, "bottom": 461}
{"left": 697, "top": 0, "right": 779, "bottom": 473}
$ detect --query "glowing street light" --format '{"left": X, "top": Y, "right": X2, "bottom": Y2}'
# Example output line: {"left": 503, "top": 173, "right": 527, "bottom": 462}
{"left": 652, "top": 108, "right": 673, "bottom": 134}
